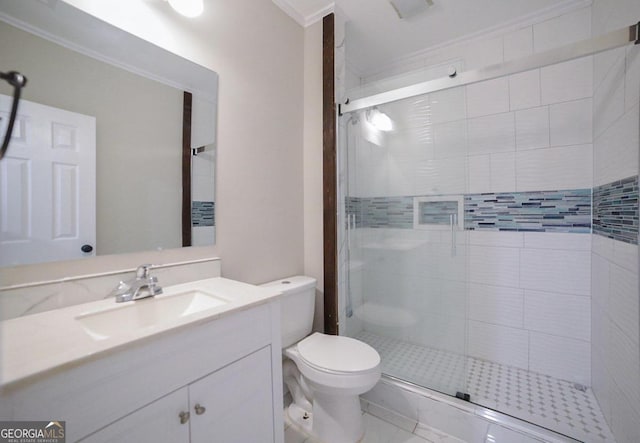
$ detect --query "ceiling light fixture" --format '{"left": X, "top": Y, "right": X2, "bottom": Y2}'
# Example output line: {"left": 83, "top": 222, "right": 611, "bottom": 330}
{"left": 168, "top": 0, "right": 204, "bottom": 18}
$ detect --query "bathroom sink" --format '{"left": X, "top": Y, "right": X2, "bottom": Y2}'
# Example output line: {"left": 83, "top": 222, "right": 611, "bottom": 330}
{"left": 76, "top": 290, "right": 228, "bottom": 340}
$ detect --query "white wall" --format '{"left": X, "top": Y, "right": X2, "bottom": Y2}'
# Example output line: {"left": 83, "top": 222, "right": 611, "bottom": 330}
{"left": 591, "top": 1, "right": 640, "bottom": 442}
{"left": 0, "top": 0, "right": 310, "bottom": 289}
{"left": 303, "top": 20, "right": 325, "bottom": 332}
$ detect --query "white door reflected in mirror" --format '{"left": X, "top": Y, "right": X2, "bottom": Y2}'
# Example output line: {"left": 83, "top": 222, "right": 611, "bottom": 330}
{"left": 0, "top": 95, "right": 96, "bottom": 267}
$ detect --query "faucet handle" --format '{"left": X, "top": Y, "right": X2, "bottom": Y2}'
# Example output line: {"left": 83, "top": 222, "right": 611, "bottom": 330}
{"left": 136, "top": 264, "right": 153, "bottom": 279}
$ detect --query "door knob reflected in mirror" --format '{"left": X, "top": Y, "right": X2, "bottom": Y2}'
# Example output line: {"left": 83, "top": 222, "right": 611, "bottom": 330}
{"left": 194, "top": 404, "right": 206, "bottom": 415}
{"left": 179, "top": 411, "right": 190, "bottom": 424}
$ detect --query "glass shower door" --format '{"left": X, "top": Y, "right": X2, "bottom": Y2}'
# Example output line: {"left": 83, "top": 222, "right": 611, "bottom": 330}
{"left": 341, "top": 88, "right": 470, "bottom": 398}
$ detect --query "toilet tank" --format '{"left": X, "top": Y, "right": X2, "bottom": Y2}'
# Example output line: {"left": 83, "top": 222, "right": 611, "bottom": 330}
{"left": 260, "top": 276, "right": 316, "bottom": 348}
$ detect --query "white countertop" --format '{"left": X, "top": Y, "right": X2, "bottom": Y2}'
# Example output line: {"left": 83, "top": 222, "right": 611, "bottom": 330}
{"left": 1, "top": 277, "right": 281, "bottom": 389}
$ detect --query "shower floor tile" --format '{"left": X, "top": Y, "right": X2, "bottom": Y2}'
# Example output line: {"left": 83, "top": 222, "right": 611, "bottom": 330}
{"left": 355, "top": 331, "right": 616, "bottom": 443}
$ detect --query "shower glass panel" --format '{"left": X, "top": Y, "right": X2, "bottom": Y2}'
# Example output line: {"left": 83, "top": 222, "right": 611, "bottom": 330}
{"left": 340, "top": 89, "right": 469, "bottom": 398}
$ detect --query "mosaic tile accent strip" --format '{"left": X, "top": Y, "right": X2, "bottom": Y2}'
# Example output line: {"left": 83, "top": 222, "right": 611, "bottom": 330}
{"left": 465, "top": 189, "right": 591, "bottom": 233}
{"left": 355, "top": 331, "right": 615, "bottom": 443}
{"left": 418, "top": 200, "right": 458, "bottom": 225}
{"left": 192, "top": 201, "right": 215, "bottom": 226}
{"left": 346, "top": 196, "right": 413, "bottom": 229}
{"left": 593, "top": 176, "right": 639, "bottom": 245}
{"left": 347, "top": 188, "right": 591, "bottom": 233}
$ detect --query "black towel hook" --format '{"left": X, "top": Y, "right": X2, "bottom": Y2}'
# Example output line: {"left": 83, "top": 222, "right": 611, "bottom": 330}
{"left": 0, "top": 71, "right": 28, "bottom": 160}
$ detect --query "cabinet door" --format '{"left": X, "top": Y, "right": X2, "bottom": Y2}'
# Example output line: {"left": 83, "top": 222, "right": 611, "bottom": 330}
{"left": 80, "top": 388, "right": 190, "bottom": 443}
{"left": 189, "top": 346, "right": 274, "bottom": 443}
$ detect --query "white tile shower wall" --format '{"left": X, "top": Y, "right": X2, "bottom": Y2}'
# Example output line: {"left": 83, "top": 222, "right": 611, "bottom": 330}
{"left": 592, "top": 1, "right": 640, "bottom": 441}
{"left": 353, "top": 228, "right": 593, "bottom": 384}
{"left": 533, "top": 7, "right": 592, "bottom": 54}
{"left": 466, "top": 232, "right": 592, "bottom": 383}
{"left": 344, "top": 4, "right": 597, "bottom": 386}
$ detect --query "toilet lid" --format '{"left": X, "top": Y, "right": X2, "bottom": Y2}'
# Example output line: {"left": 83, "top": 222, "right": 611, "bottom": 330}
{"left": 297, "top": 333, "right": 380, "bottom": 373}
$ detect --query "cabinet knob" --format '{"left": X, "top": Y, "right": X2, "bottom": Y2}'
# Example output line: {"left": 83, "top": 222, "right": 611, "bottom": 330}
{"left": 179, "top": 411, "right": 190, "bottom": 424}
{"left": 194, "top": 404, "right": 206, "bottom": 415}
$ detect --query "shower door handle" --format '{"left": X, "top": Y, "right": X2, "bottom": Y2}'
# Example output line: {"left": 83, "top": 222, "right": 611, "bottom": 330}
{"left": 450, "top": 214, "right": 457, "bottom": 257}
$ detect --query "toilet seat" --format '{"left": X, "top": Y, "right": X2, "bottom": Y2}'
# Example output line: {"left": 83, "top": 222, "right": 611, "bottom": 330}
{"left": 296, "top": 332, "right": 380, "bottom": 374}
{"left": 285, "top": 332, "right": 381, "bottom": 395}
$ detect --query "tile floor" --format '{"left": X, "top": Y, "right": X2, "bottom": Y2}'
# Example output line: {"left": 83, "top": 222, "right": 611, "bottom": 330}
{"left": 354, "top": 332, "right": 616, "bottom": 443}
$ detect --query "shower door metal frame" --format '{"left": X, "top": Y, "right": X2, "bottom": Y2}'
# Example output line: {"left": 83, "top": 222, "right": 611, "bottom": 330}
{"left": 340, "top": 22, "right": 640, "bottom": 115}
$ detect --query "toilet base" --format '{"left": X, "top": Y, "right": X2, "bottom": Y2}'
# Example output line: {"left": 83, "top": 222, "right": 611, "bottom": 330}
{"left": 286, "top": 403, "right": 313, "bottom": 435}
{"left": 287, "top": 394, "right": 365, "bottom": 443}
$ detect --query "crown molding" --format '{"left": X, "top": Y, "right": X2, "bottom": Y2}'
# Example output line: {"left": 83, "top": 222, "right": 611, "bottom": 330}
{"left": 272, "top": 0, "right": 334, "bottom": 27}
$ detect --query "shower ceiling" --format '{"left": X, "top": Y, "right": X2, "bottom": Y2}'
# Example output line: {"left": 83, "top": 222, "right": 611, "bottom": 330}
{"left": 338, "top": 0, "right": 581, "bottom": 75}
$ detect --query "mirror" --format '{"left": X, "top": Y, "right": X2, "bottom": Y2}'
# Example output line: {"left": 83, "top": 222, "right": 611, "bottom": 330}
{"left": 0, "top": 0, "right": 218, "bottom": 268}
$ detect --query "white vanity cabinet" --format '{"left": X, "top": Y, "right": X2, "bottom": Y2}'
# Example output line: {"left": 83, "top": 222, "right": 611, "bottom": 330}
{"left": 1, "top": 297, "right": 283, "bottom": 443}
{"left": 83, "top": 347, "right": 274, "bottom": 442}
{"left": 81, "top": 389, "right": 190, "bottom": 442}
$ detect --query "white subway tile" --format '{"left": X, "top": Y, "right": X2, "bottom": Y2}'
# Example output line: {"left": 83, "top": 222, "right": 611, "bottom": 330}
{"left": 410, "top": 312, "right": 466, "bottom": 355}
{"left": 515, "top": 107, "right": 550, "bottom": 151}
{"left": 466, "top": 78, "right": 510, "bottom": 118}
{"left": 490, "top": 152, "right": 516, "bottom": 193}
{"left": 592, "top": 233, "right": 614, "bottom": 260}
{"left": 541, "top": 57, "right": 593, "bottom": 105}
{"left": 469, "top": 246, "right": 520, "bottom": 288}
{"left": 520, "top": 249, "right": 591, "bottom": 296}
{"left": 608, "top": 323, "right": 640, "bottom": 413}
{"left": 434, "top": 120, "right": 468, "bottom": 159}
{"left": 594, "top": 47, "right": 625, "bottom": 92}
{"left": 509, "top": 70, "right": 541, "bottom": 111}
{"left": 388, "top": 165, "right": 415, "bottom": 197}
{"left": 467, "top": 112, "right": 515, "bottom": 155}
{"left": 594, "top": 55, "right": 625, "bottom": 137}
{"left": 463, "top": 35, "right": 504, "bottom": 71}
{"left": 591, "top": 252, "right": 610, "bottom": 312}
{"left": 549, "top": 98, "right": 593, "bottom": 146}
{"left": 593, "top": 103, "right": 639, "bottom": 186}
{"left": 609, "top": 264, "right": 640, "bottom": 343}
{"left": 591, "top": 348, "right": 612, "bottom": 425}
{"left": 437, "top": 244, "right": 468, "bottom": 283}
{"left": 468, "top": 321, "right": 529, "bottom": 369}
{"left": 430, "top": 87, "right": 467, "bottom": 124}
{"left": 384, "top": 96, "right": 432, "bottom": 130}
{"left": 469, "top": 283, "right": 524, "bottom": 328}
{"left": 533, "top": 8, "right": 591, "bottom": 53}
{"left": 529, "top": 332, "right": 590, "bottom": 385}
{"left": 469, "top": 231, "right": 523, "bottom": 248}
{"left": 591, "top": 304, "right": 610, "bottom": 365}
{"left": 625, "top": 45, "right": 640, "bottom": 111}
{"left": 468, "top": 155, "right": 491, "bottom": 193}
{"left": 523, "top": 232, "right": 591, "bottom": 251}
{"left": 516, "top": 144, "right": 593, "bottom": 192}
{"left": 524, "top": 290, "right": 591, "bottom": 341}
{"left": 192, "top": 175, "right": 215, "bottom": 201}
{"left": 503, "top": 27, "right": 533, "bottom": 62}
{"left": 610, "top": 383, "right": 640, "bottom": 443}
{"left": 612, "top": 237, "right": 640, "bottom": 273}
{"left": 414, "top": 157, "right": 467, "bottom": 195}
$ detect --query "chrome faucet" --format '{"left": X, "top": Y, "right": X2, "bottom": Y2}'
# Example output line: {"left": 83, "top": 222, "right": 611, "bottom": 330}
{"left": 109, "top": 264, "right": 163, "bottom": 303}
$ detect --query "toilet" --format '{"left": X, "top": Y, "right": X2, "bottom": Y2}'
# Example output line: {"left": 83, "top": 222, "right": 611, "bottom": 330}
{"left": 261, "top": 276, "right": 381, "bottom": 443}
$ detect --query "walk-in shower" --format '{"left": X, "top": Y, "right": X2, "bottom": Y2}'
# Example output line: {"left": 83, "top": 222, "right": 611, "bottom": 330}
{"left": 338, "top": 17, "right": 640, "bottom": 443}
